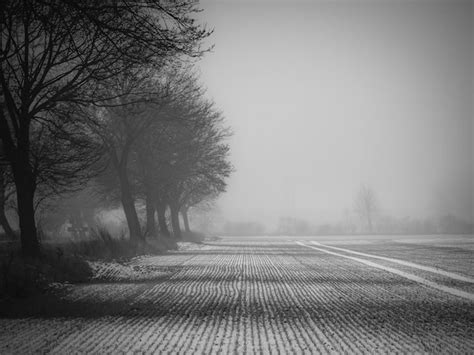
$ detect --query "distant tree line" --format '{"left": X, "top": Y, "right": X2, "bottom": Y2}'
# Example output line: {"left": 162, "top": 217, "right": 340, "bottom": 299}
{"left": 221, "top": 184, "right": 472, "bottom": 236}
{"left": 0, "top": 1, "right": 232, "bottom": 257}
{"left": 219, "top": 215, "right": 472, "bottom": 237}
{"left": 311, "top": 215, "right": 472, "bottom": 236}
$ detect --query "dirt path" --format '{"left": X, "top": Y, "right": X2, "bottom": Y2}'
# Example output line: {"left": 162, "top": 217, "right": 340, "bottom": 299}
{"left": 0, "top": 237, "right": 473, "bottom": 353}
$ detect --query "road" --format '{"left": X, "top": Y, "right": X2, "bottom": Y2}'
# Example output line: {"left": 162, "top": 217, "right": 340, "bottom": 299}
{"left": 1, "top": 235, "right": 473, "bottom": 353}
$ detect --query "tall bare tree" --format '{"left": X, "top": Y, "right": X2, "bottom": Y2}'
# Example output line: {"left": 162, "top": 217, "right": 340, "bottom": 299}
{"left": 130, "top": 89, "right": 231, "bottom": 239}
{"left": 354, "top": 184, "right": 378, "bottom": 233}
{"left": 0, "top": 1, "right": 210, "bottom": 256}
{"left": 164, "top": 100, "right": 232, "bottom": 237}
{"left": 93, "top": 68, "right": 202, "bottom": 242}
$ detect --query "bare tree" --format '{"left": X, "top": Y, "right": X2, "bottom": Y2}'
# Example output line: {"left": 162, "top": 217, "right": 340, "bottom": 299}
{"left": 0, "top": 1, "right": 210, "bottom": 256}
{"left": 130, "top": 90, "right": 232, "bottom": 239}
{"left": 92, "top": 68, "right": 202, "bottom": 242}
{"left": 91, "top": 71, "right": 161, "bottom": 243}
{"left": 164, "top": 100, "right": 232, "bottom": 237}
{"left": 354, "top": 184, "right": 379, "bottom": 233}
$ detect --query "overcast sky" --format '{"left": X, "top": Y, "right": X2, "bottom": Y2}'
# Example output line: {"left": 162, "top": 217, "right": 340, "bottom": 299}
{"left": 197, "top": 0, "right": 473, "bottom": 226}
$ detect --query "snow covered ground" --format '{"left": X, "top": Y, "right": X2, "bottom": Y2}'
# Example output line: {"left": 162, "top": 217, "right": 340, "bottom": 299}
{"left": 0, "top": 235, "right": 473, "bottom": 353}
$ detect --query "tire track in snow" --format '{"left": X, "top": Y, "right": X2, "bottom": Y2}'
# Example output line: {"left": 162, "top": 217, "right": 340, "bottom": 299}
{"left": 297, "top": 241, "right": 474, "bottom": 301}
{"left": 310, "top": 241, "right": 474, "bottom": 283}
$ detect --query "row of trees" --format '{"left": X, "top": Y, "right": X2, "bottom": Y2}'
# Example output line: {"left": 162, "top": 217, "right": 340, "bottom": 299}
{"left": 95, "top": 71, "right": 232, "bottom": 241}
{"left": 221, "top": 213, "right": 472, "bottom": 237}
{"left": 218, "top": 184, "right": 472, "bottom": 236}
{"left": 0, "top": 1, "right": 232, "bottom": 257}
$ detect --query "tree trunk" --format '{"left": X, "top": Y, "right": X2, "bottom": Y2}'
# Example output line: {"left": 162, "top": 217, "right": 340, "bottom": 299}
{"left": 0, "top": 205, "right": 15, "bottom": 239}
{"left": 0, "top": 111, "right": 40, "bottom": 256}
{"left": 0, "top": 173, "right": 15, "bottom": 239}
{"left": 182, "top": 207, "right": 190, "bottom": 233}
{"left": 118, "top": 169, "right": 143, "bottom": 242}
{"left": 145, "top": 194, "right": 156, "bottom": 237}
{"left": 155, "top": 201, "right": 170, "bottom": 237}
{"left": 170, "top": 203, "right": 182, "bottom": 239}
{"left": 14, "top": 169, "right": 40, "bottom": 257}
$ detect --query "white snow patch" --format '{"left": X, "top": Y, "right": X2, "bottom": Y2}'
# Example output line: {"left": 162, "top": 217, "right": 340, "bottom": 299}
{"left": 176, "top": 242, "right": 216, "bottom": 251}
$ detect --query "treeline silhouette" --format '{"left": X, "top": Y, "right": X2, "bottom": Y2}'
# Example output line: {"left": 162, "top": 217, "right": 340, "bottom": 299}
{"left": 0, "top": 1, "right": 232, "bottom": 257}
{"left": 221, "top": 214, "right": 473, "bottom": 237}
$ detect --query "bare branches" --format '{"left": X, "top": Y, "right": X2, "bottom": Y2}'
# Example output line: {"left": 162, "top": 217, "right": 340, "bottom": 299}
{"left": 0, "top": 0, "right": 212, "bottom": 255}
{"left": 354, "top": 184, "right": 379, "bottom": 233}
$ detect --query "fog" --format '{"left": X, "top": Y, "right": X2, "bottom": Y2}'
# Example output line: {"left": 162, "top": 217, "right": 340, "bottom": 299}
{"left": 2, "top": 1, "right": 473, "bottom": 349}
{"left": 198, "top": 0, "right": 473, "bottom": 229}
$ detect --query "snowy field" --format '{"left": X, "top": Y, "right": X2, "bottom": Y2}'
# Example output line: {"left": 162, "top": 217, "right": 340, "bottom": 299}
{"left": 0, "top": 235, "right": 473, "bottom": 353}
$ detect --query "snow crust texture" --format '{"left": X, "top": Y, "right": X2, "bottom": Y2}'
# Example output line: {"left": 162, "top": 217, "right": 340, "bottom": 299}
{"left": 0, "top": 236, "right": 473, "bottom": 353}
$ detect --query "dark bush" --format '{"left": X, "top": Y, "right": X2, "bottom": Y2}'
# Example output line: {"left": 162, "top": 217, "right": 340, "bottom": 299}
{"left": 0, "top": 249, "right": 92, "bottom": 299}
{"left": 181, "top": 231, "right": 206, "bottom": 243}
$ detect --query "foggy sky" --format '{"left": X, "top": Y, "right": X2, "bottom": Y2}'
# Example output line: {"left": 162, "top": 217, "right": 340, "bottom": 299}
{"left": 198, "top": 0, "right": 473, "bottom": 227}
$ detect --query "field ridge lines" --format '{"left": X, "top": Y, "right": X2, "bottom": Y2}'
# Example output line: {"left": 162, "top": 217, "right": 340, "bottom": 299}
{"left": 296, "top": 241, "right": 474, "bottom": 301}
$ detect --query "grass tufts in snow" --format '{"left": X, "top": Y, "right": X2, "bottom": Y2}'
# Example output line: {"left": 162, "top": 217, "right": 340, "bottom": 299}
{"left": 0, "top": 249, "right": 92, "bottom": 299}
{"left": 62, "top": 226, "right": 177, "bottom": 260}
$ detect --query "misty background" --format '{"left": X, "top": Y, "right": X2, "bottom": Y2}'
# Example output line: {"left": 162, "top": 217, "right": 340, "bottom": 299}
{"left": 197, "top": 0, "right": 473, "bottom": 232}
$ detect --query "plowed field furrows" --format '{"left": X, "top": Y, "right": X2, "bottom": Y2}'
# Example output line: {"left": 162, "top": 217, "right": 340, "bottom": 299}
{"left": 1, "top": 236, "right": 473, "bottom": 354}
